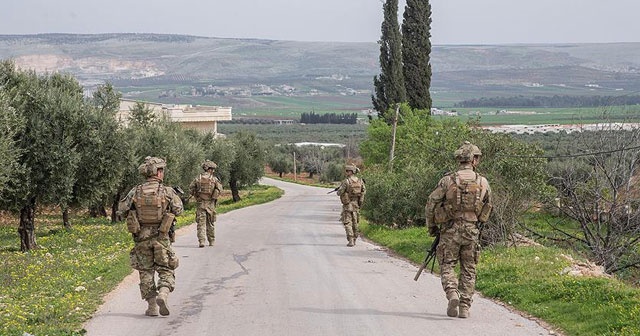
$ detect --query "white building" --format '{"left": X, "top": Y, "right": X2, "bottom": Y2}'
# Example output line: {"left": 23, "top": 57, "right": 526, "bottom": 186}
{"left": 117, "top": 99, "right": 232, "bottom": 135}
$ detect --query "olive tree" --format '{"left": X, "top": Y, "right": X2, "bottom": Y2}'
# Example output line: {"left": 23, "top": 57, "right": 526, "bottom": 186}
{"left": 71, "top": 84, "right": 128, "bottom": 221}
{"left": 228, "top": 131, "right": 265, "bottom": 201}
{"left": 0, "top": 61, "right": 85, "bottom": 250}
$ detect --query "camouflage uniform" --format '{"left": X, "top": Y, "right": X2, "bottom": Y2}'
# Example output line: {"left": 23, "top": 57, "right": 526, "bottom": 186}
{"left": 118, "top": 157, "right": 183, "bottom": 316}
{"left": 189, "top": 160, "right": 223, "bottom": 247}
{"left": 337, "top": 165, "right": 365, "bottom": 247}
{"left": 425, "top": 142, "right": 492, "bottom": 318}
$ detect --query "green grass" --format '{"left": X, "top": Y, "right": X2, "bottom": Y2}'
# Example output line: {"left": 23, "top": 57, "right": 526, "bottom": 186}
{"left": 0, "top": 185, "right": 282, "bottom": 336}
{"left": 359, "top": 219, "right": 640, "bottom": 336}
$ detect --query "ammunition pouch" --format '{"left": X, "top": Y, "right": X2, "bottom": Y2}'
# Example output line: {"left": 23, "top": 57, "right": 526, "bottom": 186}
{"left": 129, "top": 248, "right": 142, "bottom": 270}
{"left": 159, "top": 213, "right": 175, "bottom": 235}
{"left": 126, "top": 212, "right": 140, "bottom": 234}
{"left": 167, "top": 249, "right": 179, "bottom": 270}
{"left": 434, "top": 202, "right": 449, "bottom": 224}
{"left": 478, "top": 202, "right": 493, "bottom": 223}
{"left": 340, "top": 192, "right": 350, "bottom": 205}
{"left": 212, "top": 186, "right": 221, "bottom": 200}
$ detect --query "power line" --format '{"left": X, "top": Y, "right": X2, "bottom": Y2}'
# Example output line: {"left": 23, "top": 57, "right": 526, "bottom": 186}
{"left": 498, "top": 144, "right": 640, "bottom": 159}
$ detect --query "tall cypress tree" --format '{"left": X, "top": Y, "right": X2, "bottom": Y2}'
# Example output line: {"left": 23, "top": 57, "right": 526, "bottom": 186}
{"left": 372, "top": 0, "right": 406, "bottom": 123}
{"left": 402, "top": 0, "right": 433, "bottom": 111}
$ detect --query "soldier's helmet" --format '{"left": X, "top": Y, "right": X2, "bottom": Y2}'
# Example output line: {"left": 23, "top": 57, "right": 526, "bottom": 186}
{"left": 345, "top": 164, "right": 357, "bottom": 173}
{"left": 202, "top": 160, "right": 217, "bottom": 171}
{"left": 138, "top": 156, "right": 167, "bottom": 177}
{"left": 454, "top": 141, "right": 482, "bottom": 163}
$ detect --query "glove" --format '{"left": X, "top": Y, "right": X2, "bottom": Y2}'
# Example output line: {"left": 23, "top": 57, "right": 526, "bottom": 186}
{"left": 428, "top": 226, "right": 439, "bottom": 237}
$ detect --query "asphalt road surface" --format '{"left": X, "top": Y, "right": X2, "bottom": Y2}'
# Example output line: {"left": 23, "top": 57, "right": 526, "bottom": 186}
{"left": 84, "top": 178, "right": 553, "bottom": 336}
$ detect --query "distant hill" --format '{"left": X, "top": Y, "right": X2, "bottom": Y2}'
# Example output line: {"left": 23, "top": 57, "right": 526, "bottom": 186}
{"left": 1, "top": 33, "right": 639, "bottom": 108}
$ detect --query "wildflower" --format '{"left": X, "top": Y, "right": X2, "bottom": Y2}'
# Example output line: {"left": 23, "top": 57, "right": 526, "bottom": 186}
{"left": 76, "top": 239, "right": 83, "bottom": 244}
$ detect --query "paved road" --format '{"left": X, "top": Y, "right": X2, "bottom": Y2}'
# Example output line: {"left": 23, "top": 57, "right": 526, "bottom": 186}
{"left": 84, "top": 178, "right": 552, "bottom": 336}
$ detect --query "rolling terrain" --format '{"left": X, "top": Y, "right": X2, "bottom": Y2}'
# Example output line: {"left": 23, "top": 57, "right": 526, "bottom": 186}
{"left": 1, "top": 33, "right": 639, "bottom": 114}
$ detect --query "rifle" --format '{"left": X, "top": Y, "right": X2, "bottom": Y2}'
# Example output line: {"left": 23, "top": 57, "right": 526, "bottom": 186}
{"left": 169, "top": 186, "right": 185, "bottom": 243}
{"left": 327, "top": 187, "right": 339, "bottom": 194}
{"left": 414, "top": 233, "right": 440, "bottom": 281}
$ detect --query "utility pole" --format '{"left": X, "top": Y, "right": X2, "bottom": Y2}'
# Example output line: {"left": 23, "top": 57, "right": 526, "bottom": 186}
{"left": 293, "top": 151, "right": 297, "bottom": 182}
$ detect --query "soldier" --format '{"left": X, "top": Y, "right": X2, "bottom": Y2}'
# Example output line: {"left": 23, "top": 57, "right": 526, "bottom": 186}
{"left": 425, "top": 141, "right": 493, "bottom": 319}
{"left": 118, "top": 156, "right": 183, "bottom": 316}
{"left": 336, "top": 165, "right": 365, "bottom": 247}
{"left": 189, "top": 160, "right": 223, "bottom": 248}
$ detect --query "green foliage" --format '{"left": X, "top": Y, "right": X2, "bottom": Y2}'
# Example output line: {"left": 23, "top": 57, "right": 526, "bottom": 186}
{"left": 218, "top": 123, "right": 368, "bottom": 144}
{"left": 71, "top": 84, "right": 127, "bottom": 209}
{"left": 0, "top": 90, "right": 24, "bottom": 194}
{"left": 268, "top": 153, "right": 294, "bottom": 177}
{"left": 360, "top": 107, "right": 550, "bottom": 241}
{"left": 0, "top": 62, "right": 86, "bottom": 213}
{"left": 201, "top": 132, "right": 236, "bottom": 185}
{"left": 228, "top": 131, "right": 266, "bottom": 200}
{"left": 320, "top": 161, "right": 345, "bottom": 183}
{"left": 401, "top": 0, "right": 433, "bottom": 110}
{"left": 128, "top": 101, "right": 156, "bottom": 126}
{"left": 300, "top": 111, "right": 358, "bottom": 124}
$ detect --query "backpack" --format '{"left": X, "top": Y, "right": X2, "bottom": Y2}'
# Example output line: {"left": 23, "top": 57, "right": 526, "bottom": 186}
{"left": 347, "top": 177, "right": 363, "bottom": 197}
{"left": 133, "top": 181, "right": 167, "bottom": 224}
{"left": 198, "top": 173, "right": 220, "bottom": 200}
{"left": 443, "top": 172, "right": 483, "bottom": 221}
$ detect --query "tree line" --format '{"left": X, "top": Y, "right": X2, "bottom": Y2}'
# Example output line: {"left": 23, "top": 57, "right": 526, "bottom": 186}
{"left": 0, "top": 60, "right": 266, "bottom": 252}
{"left": 455, "top": 94, "right": 640, "bottom": 108}
{"left": 300, "top": 111, "right": 358, "bottom": 124}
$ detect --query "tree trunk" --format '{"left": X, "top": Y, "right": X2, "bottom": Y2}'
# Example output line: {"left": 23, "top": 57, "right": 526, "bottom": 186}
{"left": 308, "top": 172, "right": 315, "bottom": 179}
{"left": 230, "top": 178, "right": 241, "bottom": 202}
{"left": 279, "top": 172, "right": 283, "bottom": 178}
{"left": 18, "top": 197, "right": 37, "bottom": 252}
{"left": 89, "top": 204, "right": 108, "bottom": 218}
{"left": 62, "top": 207, "right": 71, "bottom": 229}
{"left": 111, "top": 192, "right": 121, "bottom": 223}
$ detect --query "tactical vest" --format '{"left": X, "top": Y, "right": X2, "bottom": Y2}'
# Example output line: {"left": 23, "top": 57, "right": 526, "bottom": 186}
{"left": 198, "top": 173, "right": 219, "bottom": 200}
{"left": 341, "top": 176, "right": 363, "bottom": 205}
{"left": 443, "top": 172, "right": 483, "bottom": 222}
{"left": 133, "top": 181, "right": 167, "bottom": 224}
{"left": 348, "top": 177, "right": 363, "bottom": 197}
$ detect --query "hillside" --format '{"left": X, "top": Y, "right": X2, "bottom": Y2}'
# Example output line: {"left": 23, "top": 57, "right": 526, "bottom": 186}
{"left": 1, "top": 33, "right": 640, "bottom": 110}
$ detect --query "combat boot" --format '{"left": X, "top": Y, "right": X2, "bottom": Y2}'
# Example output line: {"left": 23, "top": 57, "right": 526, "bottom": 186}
{"left": 156, "top": 287, "right": 170, "bottom": 316}
{"left": 199, "top": 241, "right": 205, "bottom": 248}
{"left": 347, "top": 237, "right": 355, "bottom": 247}
{"left": 446, "top": 291, "right": 460, "bottom": 317}
{"left": 145, "top": 297, "right": 159, "bottom": 316}
{"left": 458, "top": 306, "right": 470, "bottom": 318}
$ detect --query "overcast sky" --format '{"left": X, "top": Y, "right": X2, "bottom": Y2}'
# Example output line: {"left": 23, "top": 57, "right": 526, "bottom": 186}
{"left": 2, "top": 0, "right": 639, "bottom": 44}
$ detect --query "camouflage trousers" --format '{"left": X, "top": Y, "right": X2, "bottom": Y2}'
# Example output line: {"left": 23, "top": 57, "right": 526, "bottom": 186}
{"left": 196, "top": 201, "right": 216, "bottom": 245}
{"left": 436, "top": 219, "right": 480, "bottom": 308}
{"left": 130, "top": 226, "right": 178, "bottom": 300}
{"left": 341, "top": 202, "right": 360, "bottom": 241}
